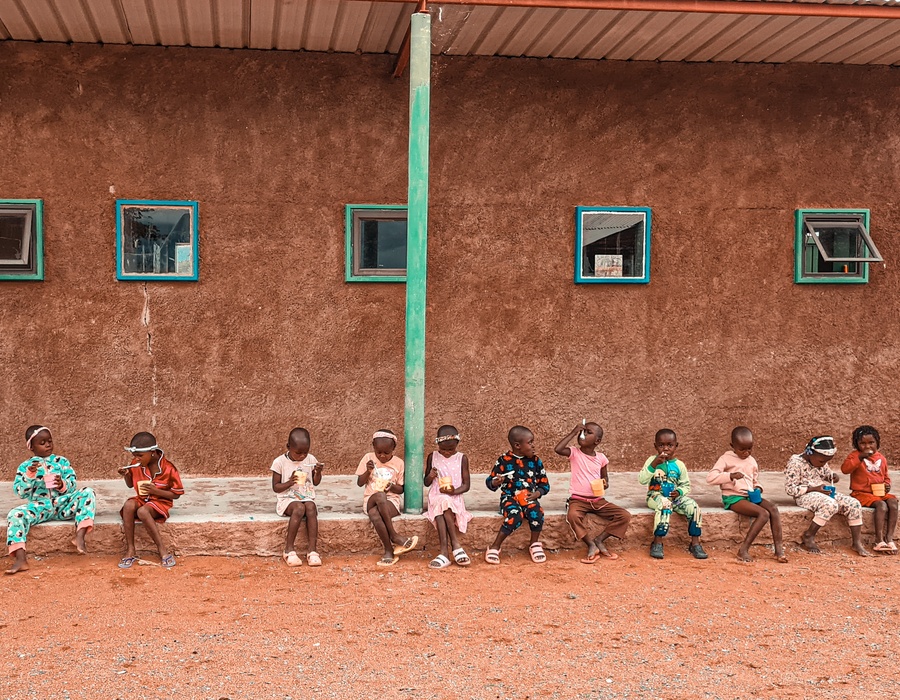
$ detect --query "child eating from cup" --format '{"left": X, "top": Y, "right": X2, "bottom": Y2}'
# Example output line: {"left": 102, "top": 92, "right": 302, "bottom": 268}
{"left": 555, "top": 420, "right": 631, "bottom": 563}
{"left": 356, "top": 430, "right": 417, "bottom": 567}
{"left": 117, "top": 432, "right": 184, "bottom": 569}
{"left": 707, "top": 426, "right": 786, "bottom": 563}
{"left": 785, "top": 435, "right": 869, "bottom": 556}
{"left": 841, "top": 425, "right": 897, "bottom": 553}
{"left": 639, "top": 428, "right": 707, "bottom": 560}
{"left": 423, "top": 425, "right": 473, "bottom": 569}
{"left": 484, "top": 425, "right": 551, "bottom": 565}
{"left": 6, "top": 426, "right": 96, "bottom": 575}
{"left": 270, "top": 427, "right": 324, "bottom": 567}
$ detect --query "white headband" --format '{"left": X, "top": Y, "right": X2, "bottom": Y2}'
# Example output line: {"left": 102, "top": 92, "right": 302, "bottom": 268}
{"left": 124, "top": 444, "right": 159, "bottom": 453}
{"left": 26, "top": 427, "right": 51, "bottom": 450}
{"left": 435, "top": 434, "right": 460, "bottom": 444}
{"left": 372, "top": 431, "right": 396, "bottom": 441}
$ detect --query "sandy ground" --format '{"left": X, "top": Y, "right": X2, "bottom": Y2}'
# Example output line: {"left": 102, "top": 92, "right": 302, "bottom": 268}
{"left": 2, "top": 545, "right": 900, "bottom": 700}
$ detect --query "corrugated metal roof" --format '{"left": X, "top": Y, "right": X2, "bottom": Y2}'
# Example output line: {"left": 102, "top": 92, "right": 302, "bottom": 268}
{"left": 1, "top": 0, "right": 899, "bottom": 64}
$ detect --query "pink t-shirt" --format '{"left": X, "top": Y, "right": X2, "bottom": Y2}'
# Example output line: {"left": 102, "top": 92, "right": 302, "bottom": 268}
{"left": 356, "top": 453, "right": 405, "bottom": 511}
{"left": 568, "top": 448, "right": 609, "bottom": 498}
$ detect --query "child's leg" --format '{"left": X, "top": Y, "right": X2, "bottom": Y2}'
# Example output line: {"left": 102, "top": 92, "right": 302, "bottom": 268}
{"left": 886, "top": 498, "right": 899, "bottom": 544}
{"left": 594, "top": 502, "right": 632, "bottom": 554}
{"left": 646, "top": 494, "right": 671, "bottom": 546}
{"left": 54, "top": 488, "right": 96, "bottom": 553}
{"left": 6, "top": 501, "right": 53, "bottom": 573}
{"left": 434, "top": 510, "right": 451, "bottom": 558}
{"left": 120, "top": 498, "right": 142, "bottom": 557}
{"left": 728, "top": 500, "right": 770, "bottom": 561}
{"left": 489, "top": 501, "right": 521, "bottom": 551}
{"left": 136, "top": 505, "right": 169, "bottom": 560}
{"left": 565, "top": 500, "right": 599, "bottom": 558}
{"left": 440, "top": 510, "right": 462, "bottom": 552}
{"left": 366, "top": 494, "right": 402, "bottom": 558}
{"left": 872, "top": 501, "right": 888, "bottom": 544}
{"left": 760, "top": 499, "right": 785, "bottom": 559}
{"left": 303, "top": 502, "right": 319, "bottom": 554}
{"left": 835, "top": 494, "right": 869, "bottom": 556}
{"left": 673, "top": 497, "right": 705, "bottom": 557}
{"left": 796, "top": 492, "right": 839, "bottom": 553}
{"left": 283, "top": 501, "right": 306, "bottom": 553}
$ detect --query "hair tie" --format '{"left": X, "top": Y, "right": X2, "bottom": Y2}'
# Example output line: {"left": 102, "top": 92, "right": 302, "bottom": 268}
{"left": 435, "top": 434, "right": 460, "bottom": 444}
{"left": 806, "top": 436, "right": 836, "bottom": 457}
{"left": 124, "top": 444, "right": 160, "bottom": 453}
{"left": 372, "top": 431, "right": 396, "bottom": 441}
{"left": 26, "top": 427, "right": 51, "bottom": 450}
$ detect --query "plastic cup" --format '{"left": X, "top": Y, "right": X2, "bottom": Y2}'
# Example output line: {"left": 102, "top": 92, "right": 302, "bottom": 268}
{"left": 438, "top": 476, "right": 453, "bottom": 490}
{"left": 748, "top": 488, "right": 763, "bottom": 504}
{"left": 372, "top": 467, "right": 393, "bottom": 492}
{"left": 43, "top": 472, "right": 56, "bottom": 490}
{"left": 660, "top": 482, "right": 674, "bottom": 497}
{"left": 294, "top": 471, "right": 307, "bottom": 486}
{"left": 137, "top": 480, "right": 152, "bottom": 496}
{"left": 872, "top": 483, "right": 886, "bottom": 497}
{"left": 590, "top": 478, "right": 605, "bottom": 497}
{"left": 515, "top": 489, "right": 531, "bottom": 506}
{"left": 822, "top": 485, "right": 836, "bottom": 498}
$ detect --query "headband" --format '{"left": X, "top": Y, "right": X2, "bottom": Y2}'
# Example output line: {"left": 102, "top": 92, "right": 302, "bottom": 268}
{"left": 26, "top": 427, "right": 51, "bottom": 450}
{"left": 124, "top": 444, "right": 160, "bottom": 453}
{"left": 435, "top": 434, "right": 460, "bottom": 444}
{"left": 372, "top": 431, "right": 396, "bottom": 441}
{"left": 805, "top": 436, "right": 836, "bottom": 457}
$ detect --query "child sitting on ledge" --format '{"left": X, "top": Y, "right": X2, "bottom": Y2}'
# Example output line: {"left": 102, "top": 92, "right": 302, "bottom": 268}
{"left": 840, "top": 425, "right": 897, "bottom": 554}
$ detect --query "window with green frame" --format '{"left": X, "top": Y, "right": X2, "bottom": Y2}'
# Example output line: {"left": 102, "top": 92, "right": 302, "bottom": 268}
{"left": 0, "top": 199, "right": 43, "bottom": 281}
{"left": 794, "top": 209, "right": 881, "bottom": 284}
{"left": 345, "top": 205, "right": 407, "bottom": 282}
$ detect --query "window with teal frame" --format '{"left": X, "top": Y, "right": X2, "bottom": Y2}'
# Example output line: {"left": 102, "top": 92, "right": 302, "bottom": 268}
{"left": 116, "top": 200, "right": 199, "bottom": 281}
{"left": 794, "top": 209, "right": 881, "bottom": 284}
{"left": 575, "top": 206, "right": 651, "bottom": 284}
{"left": 345, "top": 204, "right": 407, "bottom": 282}
{"left": 0, "top": 199, "right": 43, "bottom": 281}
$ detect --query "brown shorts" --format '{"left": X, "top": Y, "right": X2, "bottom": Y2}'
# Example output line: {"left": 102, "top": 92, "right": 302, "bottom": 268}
{"left": 565, "top": 497, "right": 632, "bottom": 541}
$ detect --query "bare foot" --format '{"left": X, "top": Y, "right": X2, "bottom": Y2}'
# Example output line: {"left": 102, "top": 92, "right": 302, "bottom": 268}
{"left": 801, "top": 534, "right": 821, "bottom": 554}
{"left": 73, "top": 529, "right": 88, "bottom": 554}
{"left": 853, "top": 544, "right": 873, "bottom": 557}
{"left": 775, "top": 550, "right": 788, "bottom": 563}
{"left": 5, "top": 551, "right": 29, "bottom": 575}
{"left": 584, "top": 542, "right": 600, "bottom": 560}
{"left": 736, "top": 548, "right": 752, "bottom": 562}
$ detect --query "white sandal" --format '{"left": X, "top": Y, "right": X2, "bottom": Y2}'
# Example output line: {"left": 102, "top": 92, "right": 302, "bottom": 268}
{"left": 307, "top": 551, "right": 322, "bottom": 567}
{"left": 282, "top": 551, "right": 302, "bottom": 567}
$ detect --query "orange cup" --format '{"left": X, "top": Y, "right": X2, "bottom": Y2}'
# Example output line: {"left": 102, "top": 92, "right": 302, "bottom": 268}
{"left": 872, "top": 482, "right": 886, "bottom": 497}
{"left": 438, "top": 476, "right": 453, "bottom": 491}
{"left": 137, "top": 480, "right": 152, "bottom": 496}
{"left": 590, "top": 478, "right": 606, "bottom": 497}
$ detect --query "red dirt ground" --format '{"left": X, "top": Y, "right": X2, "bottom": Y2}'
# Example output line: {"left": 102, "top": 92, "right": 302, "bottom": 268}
{"left": 2, "top": 545, "right": 899, "bottom": 699}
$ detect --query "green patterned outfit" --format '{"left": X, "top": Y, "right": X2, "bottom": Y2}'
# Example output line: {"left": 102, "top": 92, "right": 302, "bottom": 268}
{"left": 7, "top": 455, "right": 96, "bottom": 554}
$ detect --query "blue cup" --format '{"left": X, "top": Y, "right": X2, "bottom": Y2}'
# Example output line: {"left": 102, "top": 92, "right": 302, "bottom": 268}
{"left": 747, "top": 488, "right": 763, "bottom": 504}
{"left": 661, "top": 482, "right": 674, "bottom": 497}
{"left": 822, "top": 485, "right": 836, "bottom": 498}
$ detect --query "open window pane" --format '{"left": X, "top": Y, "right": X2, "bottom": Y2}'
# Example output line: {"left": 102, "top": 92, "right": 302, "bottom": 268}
{"left": 803, "top": 216, "right": 883, "bottom": 263}
{"left": 116, "top": 201, "right": 199, "bottom": 281}
{"left": 0, "top": 200, "right": 43, "bottom": 280}
{"left": 345, "top": 205, "right": 407, "bottom": 282}
{"left": 575, "top": 207, "right": 651, "bottom": 284}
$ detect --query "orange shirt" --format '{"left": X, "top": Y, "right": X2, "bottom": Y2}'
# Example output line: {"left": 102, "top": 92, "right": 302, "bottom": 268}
{"left": 840, "top": 450, "right": 890, "bottom": 494}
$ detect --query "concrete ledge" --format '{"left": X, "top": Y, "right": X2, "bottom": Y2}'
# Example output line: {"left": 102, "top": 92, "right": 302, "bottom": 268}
{"left": 2, "top": 472, "right": 896, "bottom": 557}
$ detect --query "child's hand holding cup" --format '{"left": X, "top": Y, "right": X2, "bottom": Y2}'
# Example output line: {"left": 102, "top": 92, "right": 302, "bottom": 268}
{"left": 43, "top": 471, "right": 58, "bottom": 490}
{"left": 438, "top": 475, "right": 454, "bottom": 493}
{"left": 293, "top": 470, "right": 308, "bottom": 488}
{"left": 137, "top": 480, "right": 152, "bottom": 496}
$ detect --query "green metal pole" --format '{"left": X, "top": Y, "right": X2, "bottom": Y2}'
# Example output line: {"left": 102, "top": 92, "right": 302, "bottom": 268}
{"left": 403, "top": 11, "right": 431, "bottom": 514}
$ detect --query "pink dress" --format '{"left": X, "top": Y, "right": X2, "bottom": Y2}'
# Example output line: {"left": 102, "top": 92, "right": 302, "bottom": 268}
{"left": 426, "top": 451, "right": 473, "bottom": 533}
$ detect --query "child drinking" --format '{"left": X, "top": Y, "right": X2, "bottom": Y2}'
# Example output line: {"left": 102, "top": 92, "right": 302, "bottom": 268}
{"left": 840, "top": 425, "right": 897, "bottom": 553}
{"left": 423, "top": 425, "right": 473, "bottom": 569}
{"left": 117, "top": 432, "right": 184, "bottom": 569}
{"left": 707, "top": 426, "right": 787, "bottom": 563}
{"left": 638, "top": 428, "right": 707, "bottom": 560}
{"left": 555, "top": 421, "right": 631, "bottom": 563}
{"left": 356, "top": 429, "right": 418, "bottom": 567}
{"left": 485, "top": 425, "right": 550, "bottom": 565}
{"left": 270, "top": 427, "right": 324, "bottom": 567}
{"left": 6, "top": 426, "right": 96, "bottom": 575}
{"left": 786, "top": 435, "right": 869, "bottom": 556}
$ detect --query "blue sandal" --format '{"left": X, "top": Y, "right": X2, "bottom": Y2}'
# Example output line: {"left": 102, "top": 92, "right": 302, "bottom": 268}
{"left": 161, "top": 554, "right": 176, "bottom": 568}
{"left": 117, "top": 556, "right": 138, "bottom": 569}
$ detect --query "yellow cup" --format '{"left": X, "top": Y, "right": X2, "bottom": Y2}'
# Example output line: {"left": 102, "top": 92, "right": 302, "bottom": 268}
{"left": 872, "top": 482, "right": 886, "bottom": 497}
{"left": 137, "top": 480, "right": 152, "bottom": 496}
{"left": 438, "top": 476, "right": 453, "bottom": 490}
{"left": 590, "top": 478, "right": 606, "bottom": 497}
{"left": 294, "top": 471, "right": 307, "bottom": 486}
